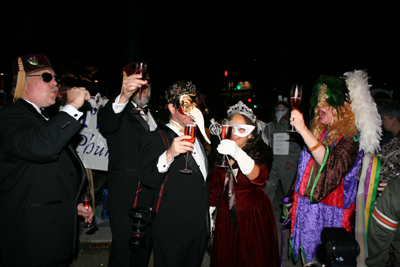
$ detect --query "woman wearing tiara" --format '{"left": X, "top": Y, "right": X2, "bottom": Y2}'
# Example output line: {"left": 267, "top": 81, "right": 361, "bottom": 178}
{"left": 208, "top": 101, "right": 279, "bottom": 267}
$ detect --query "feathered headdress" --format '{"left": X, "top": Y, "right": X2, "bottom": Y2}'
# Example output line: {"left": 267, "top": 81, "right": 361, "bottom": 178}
{"left": 310, "top": 75, "right": 349, "bottom": 110}
{"left": 344, "top": 70, "right": 382, "bottom": 154}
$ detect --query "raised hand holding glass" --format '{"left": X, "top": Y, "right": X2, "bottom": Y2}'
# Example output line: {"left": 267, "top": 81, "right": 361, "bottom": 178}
{"left": 180, "top": 122, "right": 196, "bottom": 174}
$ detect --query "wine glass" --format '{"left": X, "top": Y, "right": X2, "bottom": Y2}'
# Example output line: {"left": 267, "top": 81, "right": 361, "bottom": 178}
{"left": 288, "top": 83, "right": 302, "bottom": 132}
{"left": 81, "top": 192, "right": 94, "bottom": 229}
{"left": 217, "top": 119, "right": 232, "bottom": 168}
{"left": 180, "top": 122, "right": 196, "bottom": 174}
{"left": 133, "top": 60, "right": 148, "bottom": 110}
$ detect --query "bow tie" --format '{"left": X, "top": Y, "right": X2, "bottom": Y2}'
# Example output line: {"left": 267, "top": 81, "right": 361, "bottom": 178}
{"left": 141, "top": 106, "right": 149, "bottom": 115}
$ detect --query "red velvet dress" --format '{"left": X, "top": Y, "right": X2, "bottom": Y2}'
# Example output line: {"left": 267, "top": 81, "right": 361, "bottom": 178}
{"left": 209, "top": 165, "right": 279, "bottom": 267}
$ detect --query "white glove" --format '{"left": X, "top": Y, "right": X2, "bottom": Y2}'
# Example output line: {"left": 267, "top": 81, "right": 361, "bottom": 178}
{"left": 209, "top": 206, "right": 216, "bottom": 228}
{"left": 217, "top": 139, "right": 255, "bottom": 175}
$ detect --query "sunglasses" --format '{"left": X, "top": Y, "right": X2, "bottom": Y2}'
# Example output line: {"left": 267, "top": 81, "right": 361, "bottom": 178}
{"left": 27, "top": 73, "right": 59, "bottom": 83}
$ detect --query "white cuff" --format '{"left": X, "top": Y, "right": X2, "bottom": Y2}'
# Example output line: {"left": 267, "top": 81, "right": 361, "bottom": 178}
{"left": 157, "top": 151, "right": 173, "bottom": 173}
{"left": 61, "top": 105, "right": 83, "bottom": 120}
{"left": 112, "top": 94, "right": 128, "bottom": 114}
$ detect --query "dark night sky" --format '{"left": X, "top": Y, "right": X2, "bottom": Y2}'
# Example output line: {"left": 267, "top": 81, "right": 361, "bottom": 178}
{"left": 1, "top": 1, "right": 399, "bottom": 119}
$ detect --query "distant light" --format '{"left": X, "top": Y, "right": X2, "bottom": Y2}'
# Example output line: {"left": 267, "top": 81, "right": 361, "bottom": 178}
{"left": 224, "top": 70, "right": 228, "bottom": 77}
{"left": 0, "top": 73, "right": 4, "bottom": 76}
{"left": 94, "top": 80, "right": 98, "bottom": 83}
{"left": 247, "top": 98, "right": 251, "bottom": 103}
{"left": 236, "top": 84, "right": 241, "bottom": 90}
{"left": 254, "top": 105, "right": 257, "bottom": 108}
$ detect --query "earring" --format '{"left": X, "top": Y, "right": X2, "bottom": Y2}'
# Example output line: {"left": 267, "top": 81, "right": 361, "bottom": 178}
{"left": 248, "top": 135, "right": 251, "bottom": 139}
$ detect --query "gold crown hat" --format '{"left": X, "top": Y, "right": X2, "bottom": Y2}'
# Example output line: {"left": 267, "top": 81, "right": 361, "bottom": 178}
{"left": 12, "top": 54, "right": 53, "bottom": 102}
{"left": 165, "top": 81, "right": 197, "bottom": 103}
{"left": 166, "top": 81, "right": 210, "bottom": 144}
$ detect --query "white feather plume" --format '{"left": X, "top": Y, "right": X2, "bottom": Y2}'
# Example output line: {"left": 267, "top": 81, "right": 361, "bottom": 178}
{"left": 344, "top": 70, "right": 382, "bottom": 154}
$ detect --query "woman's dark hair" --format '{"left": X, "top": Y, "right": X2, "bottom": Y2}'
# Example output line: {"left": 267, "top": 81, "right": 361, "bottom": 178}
{"left": 208, "top": 114, "right": 273, "bottom": 172}
{"left": 379, "top": 102, "right": 400, "bottom": 121}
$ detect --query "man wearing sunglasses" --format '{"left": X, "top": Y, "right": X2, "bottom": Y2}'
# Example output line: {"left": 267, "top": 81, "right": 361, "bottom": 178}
{"left": 0, "top": 53, "right": 93, "bottom": 266}
{"left": 98, "top": 62, "right": 157, "bottom": 267}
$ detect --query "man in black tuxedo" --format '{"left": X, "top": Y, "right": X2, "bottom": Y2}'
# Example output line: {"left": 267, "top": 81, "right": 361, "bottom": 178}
{"left": 140, "top": 81, "right": 210, "bottom": 267}
{"left": 0, "top": 53, "right": 93, "bottom": 266}
{"left": 97, "top": 63, "right": 157, "bottom": 267}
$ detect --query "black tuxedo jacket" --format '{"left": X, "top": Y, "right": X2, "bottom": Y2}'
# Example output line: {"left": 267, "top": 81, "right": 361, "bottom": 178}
{"left": 0, "top": 99, "right": 87, "bottom": 266}
{"left": 98, "top": 100, "right": 157, "bottom": 212}
{"left": 140, "top": 123, "right": 210, "bottom": 243}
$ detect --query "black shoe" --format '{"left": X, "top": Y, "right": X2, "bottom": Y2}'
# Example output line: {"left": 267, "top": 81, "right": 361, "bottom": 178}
{"left": 86, "top": 226, "right": 99, "bottom": 235}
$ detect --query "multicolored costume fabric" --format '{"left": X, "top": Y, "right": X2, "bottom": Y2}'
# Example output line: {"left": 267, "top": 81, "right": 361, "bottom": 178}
{"left": 289, "top": 131, "right": 363, "bottom": 264}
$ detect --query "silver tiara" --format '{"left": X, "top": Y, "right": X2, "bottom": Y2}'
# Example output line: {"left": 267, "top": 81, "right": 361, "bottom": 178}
{"left": 227, "top": 101, "right": 256, "bottom": 123}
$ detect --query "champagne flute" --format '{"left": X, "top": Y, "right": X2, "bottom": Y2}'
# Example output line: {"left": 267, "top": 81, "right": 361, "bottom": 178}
{"left": 133, "top": 60, "right": 148, "bottom": 110}
{"left": 217, "top": 119, "right": 232, "bottom": 168}
{"left": 288, "top": 83, "right": 302, "bottom": 132}
{"left": 81, "top": 192, "right": 93, "bottom": 229}
{"left": 180, "top": 122, "right": 196, "bottom": 174}
{"left": 57, "top": 84, "right": 102, "bottom": 103}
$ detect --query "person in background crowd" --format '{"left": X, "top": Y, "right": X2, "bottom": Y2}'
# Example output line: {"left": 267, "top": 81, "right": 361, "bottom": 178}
{"left": 375, "top": 102, "right": 400, "bottom": 201}
{"left": 0, "top": 53, "right": 93, "bottom": 266}
{"left": 371, "top": 89, "right": 393, "bottom": 147}
{"left": 140, "top": 81, "right": 210, "bottom": 267}
{"left": 97, "top": 62, "right": 157, "bottom": 267}
{"left": 371, "top": 88, "right": 393, "bottom": 111}
{"left": 378, "top": 102, "right": 400, "bottom": 147}
{"left": 286, "top": 71, "right": 381, "bottom": 266}
{"left": 264, "top": 95, "right": 302, "bottom": 203}
{"left": 366, "top": 177, "right": 400, "bottom": 266}
{"left": 208, "top": 101, "right": 279, "bottom": 267}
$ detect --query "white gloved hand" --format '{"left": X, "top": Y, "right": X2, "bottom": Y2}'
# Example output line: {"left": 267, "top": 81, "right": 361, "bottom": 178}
{"left": 217, "top": 139, "right": 255, "bottom": 175}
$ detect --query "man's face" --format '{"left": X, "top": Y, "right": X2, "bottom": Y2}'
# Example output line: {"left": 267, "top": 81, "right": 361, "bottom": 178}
{"left": 23, "top": 70, "right": 58, "bottom": 108}
{"left": 169, "top": 103, "right": 193, "bottom": 127}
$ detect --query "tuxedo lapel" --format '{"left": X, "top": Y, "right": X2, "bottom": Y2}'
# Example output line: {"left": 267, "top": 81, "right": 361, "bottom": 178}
{"left": 187, "top": 138, "right": 207, "bottom": 179}
{"left": 127, "top": 103, "right": 150, "bottom": 131}
{"left": 18, "top": 99, "right": 47, "bottom": 122}
{"left": 149, "top": 109, "right": 158, "bottom": 126}
{"left": 198, "top": 140, "right": 209, "bottom": 174}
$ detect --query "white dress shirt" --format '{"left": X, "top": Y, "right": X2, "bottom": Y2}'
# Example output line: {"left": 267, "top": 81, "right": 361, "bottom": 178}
{"left": 23, "top": 99, "right": 83, "bottom": 121}
{"left": 112, "top": 94, "right": 157, "bottom": 131}
{"left": 157, "top": 120, "right": 207, "bottom": 181}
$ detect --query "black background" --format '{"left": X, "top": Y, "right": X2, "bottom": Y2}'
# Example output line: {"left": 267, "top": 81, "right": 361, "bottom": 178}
{"left": 1, "top": 1, "right": 399, "bottom": 121}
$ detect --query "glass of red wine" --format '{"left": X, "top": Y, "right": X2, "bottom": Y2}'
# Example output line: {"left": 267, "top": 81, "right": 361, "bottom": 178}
{"left": 81, "top": 192, "right": 93, "bottom": 229}
{"left": 218, "top": 119, "right": 232, "bottom": 168}
{"left": 133, "top": 60, "right": 148, "bottom": 110}
{"left": 180, "top": 122, "right": 196, "bottom": 174}
{"left": 288, "top": 83, "right": 302, "bottom": 132}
